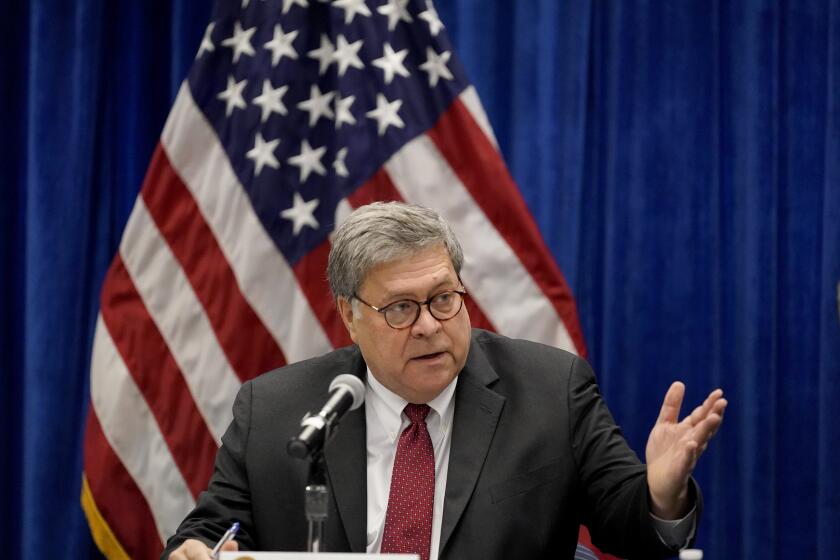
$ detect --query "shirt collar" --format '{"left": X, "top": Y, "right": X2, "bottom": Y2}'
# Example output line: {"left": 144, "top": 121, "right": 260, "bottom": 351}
{"left": 365, "top": 368, "right": 458, "bottom": 434}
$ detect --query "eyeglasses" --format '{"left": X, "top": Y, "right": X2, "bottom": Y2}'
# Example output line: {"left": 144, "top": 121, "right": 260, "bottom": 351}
{"left": 354, "top": 289, "right": 467, "bottom": 329}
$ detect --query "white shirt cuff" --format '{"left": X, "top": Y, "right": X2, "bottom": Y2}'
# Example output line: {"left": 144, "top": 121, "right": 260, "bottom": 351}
{"left": 650, "top": 504, "right": 697, "bottom": 549}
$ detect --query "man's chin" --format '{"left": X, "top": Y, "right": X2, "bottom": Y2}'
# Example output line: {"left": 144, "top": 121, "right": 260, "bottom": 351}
{"left": 402, "top": 360, "right": 457, "bottom": 401}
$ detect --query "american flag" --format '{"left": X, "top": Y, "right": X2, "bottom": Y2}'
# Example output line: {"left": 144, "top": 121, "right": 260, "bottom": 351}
{"left": 80, "top": 0, "right": 591, "bottom": 558}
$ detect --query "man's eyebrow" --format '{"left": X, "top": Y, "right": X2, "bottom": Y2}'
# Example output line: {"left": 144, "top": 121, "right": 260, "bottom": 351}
{"left": 383, "top": 278, "right": 460, "bottom": 302}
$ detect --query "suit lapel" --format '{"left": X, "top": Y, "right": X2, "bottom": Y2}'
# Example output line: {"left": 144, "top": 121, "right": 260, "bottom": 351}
{"left": 439, "top": 338, "right": 505, "bottom": 555}
{"left": 324, "top": 348, "right": 368, "bottom": 552}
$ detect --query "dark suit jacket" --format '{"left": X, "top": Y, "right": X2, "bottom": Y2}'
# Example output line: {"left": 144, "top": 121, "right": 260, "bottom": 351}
{"left": 163, "top": 329, "right": 698, "bottom": 559}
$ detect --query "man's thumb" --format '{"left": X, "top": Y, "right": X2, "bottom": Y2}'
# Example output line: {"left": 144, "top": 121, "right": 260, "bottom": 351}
{"left": 221, "top": 540, "right": 239, "bottom": 552}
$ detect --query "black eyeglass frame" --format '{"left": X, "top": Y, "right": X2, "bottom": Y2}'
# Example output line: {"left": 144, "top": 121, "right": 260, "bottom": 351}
{"left": 354, "top": 288, "right": 468, "bottom": 330}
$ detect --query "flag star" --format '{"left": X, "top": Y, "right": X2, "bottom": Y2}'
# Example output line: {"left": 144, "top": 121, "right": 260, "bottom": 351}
{"left": 252, "top": 79, "right": 289, "bottom": 122}
{"left": 263, "top": 24, "right": 299, "bottom": 66}
{"left": 281, "top": 192, "right": 320, "bottom": 236}
{"left": 372, "top": 43, "right": 410, "bottom": 85}
{"left": 419, "top": 47, "right": 453, "bottom": 86}
{"left": 308, "top": 34, "right": 335, "bottom": 75}
{"left": 334, "top": 94, "right": 356, "bottom": 129}
{"left": 419, "top": 0, "right": 444, "bottom": 36}
{"left": 332, "top": 35, "right": 364, "bottom": 77}
{"left": 221, "top": 22, "right": 256, "bottom": 63}
{"left": 377, "top": 0, "right": 413, "bottom": 31}
{"left": 282, "top": 0, "right": 308, "bottom": 14}
{"left": 333, "top": 147, "right": 349, "bottom": 177}
{"left": 288, "top": 139, "right": 327, "bottom": 182}
{"left": 366, "top": 93, "right": 404, "bottom": 136}
{"left": 217, "top": 75, "right": 248, "bottom": 116}
{"left": 296, "top": 85, "right": 335, "bottom": 127}
{"left": 197, "top": 22, "right": 215, "bottom": 58}
{"left": 333, "top": 0, "right": 372, "bottom": 24}
{"left": 246, "top": 132, "right": 281, "bottom": 176}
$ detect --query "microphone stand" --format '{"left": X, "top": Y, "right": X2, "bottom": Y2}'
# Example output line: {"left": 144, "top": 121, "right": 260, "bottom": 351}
{"left": 290, "top": 374, "right": 365, "bottom": 553}
{"left": 304, "top": 423, "right": 330, "bottom": 552}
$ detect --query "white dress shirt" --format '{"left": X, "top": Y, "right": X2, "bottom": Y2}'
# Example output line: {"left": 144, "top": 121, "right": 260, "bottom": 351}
{"left": 365, "top": 369, "right": 457, "bottom": 560}
{"left": 363, "top": 368, "right": 695, "bottom": 557}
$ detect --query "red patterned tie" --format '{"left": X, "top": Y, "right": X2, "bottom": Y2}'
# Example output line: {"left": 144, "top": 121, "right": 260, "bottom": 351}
{"left": 381, "top": 403, "right": 435, "bottom": 560}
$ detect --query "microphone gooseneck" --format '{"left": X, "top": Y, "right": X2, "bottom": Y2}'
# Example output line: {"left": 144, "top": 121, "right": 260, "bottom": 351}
{"left": 287, "top": 373, "right": 365, "bottom": 459}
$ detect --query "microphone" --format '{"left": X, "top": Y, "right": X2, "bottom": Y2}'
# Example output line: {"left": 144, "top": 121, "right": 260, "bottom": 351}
{"left": 287, "top": 374, "right": 365, "bottom": 459}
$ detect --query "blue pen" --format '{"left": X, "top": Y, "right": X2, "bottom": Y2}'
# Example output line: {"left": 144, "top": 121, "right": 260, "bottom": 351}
{"left": 210, "top": 521, "right": 240, "bottom": 559}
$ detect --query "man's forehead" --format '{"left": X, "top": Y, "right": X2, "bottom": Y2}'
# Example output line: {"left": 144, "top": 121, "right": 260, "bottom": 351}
{"left": 361, "top": 247, "right": 458, "bottom": 295}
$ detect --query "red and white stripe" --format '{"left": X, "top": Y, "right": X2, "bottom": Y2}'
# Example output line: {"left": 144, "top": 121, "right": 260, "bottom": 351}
{"left": 84, "top": 83, "right": 585, "bottom": 558}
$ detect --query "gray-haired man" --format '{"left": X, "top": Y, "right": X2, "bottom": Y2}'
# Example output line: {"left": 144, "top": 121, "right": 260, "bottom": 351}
{"left": 165, "top": 202, "right": 726, "bottom": 560}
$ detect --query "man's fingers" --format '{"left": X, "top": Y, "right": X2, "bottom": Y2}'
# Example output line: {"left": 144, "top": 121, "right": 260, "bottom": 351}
{"left": 681, "top": 388, "right": 725, "bottom": 428}
{"left": 687, "top": 410, "right": 724, "bottom": 451}
{"left": 708, "top": 398, "right": 727, "bottom": 437}
{"left": 169, "top": 539, "right": 215, "bottom": 560}
{"left": 692, "top": 389, "right": 724, "bottom": 423}
{"left": 685, "top": 402, "right": 707, "bottom": 426}
{"left": 658, "top": 384, "right": 726, "bottom": 429}
{"left": 700, "top": 398, "right": 727, "bottom": 439}
{"left": 657, "top": 381, "right": 686, "bottom": 424}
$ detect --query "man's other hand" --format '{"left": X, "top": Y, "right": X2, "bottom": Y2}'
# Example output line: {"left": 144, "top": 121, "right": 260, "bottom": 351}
{"left": 645, "top": 382, "right": 727, "bottom": 519}
{"left": 169, "top": 538, "right": 239, "bottom": 559}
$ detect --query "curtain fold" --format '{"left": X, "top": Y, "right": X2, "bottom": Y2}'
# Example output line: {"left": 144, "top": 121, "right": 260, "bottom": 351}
{"left": 818, "top": 2, "right": 840, "bottom": 556}
{"left": 2, "top": 2, "right": 212, "bottom": 559}
{"left": 4, "top": 1, "right": 839, "bottom": 558}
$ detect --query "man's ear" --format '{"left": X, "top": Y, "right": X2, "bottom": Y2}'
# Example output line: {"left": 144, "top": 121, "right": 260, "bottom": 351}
{"left": 336, "top": 296, "right": 358, "bottom": 342}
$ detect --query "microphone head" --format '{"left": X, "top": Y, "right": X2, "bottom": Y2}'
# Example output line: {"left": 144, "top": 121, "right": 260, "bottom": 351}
{"left": 329, "top": 374, "right": 365, "bottom": 410}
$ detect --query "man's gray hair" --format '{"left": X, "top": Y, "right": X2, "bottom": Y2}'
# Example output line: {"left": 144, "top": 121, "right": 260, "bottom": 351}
{"left": 327, "top": 202, "right": 464, "bottom": 300}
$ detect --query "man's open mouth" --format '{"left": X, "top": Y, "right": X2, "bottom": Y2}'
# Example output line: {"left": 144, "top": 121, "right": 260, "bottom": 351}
{"left": 414, "top": 352, "right": 444, "bottom": 361}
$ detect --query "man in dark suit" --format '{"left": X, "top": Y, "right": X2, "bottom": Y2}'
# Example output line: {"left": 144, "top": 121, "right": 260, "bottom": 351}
{"left": 165, "top": 202, "right": 726, "bottom": 560}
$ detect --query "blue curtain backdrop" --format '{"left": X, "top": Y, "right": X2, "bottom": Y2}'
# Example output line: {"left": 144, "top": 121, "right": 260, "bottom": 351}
{"left": 3, "top": 1, "right": 839, "bottom": 559}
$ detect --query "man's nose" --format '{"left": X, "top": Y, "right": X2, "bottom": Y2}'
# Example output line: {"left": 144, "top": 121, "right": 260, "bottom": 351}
{"left": 410, "top": 303, "right": 441, "bottom": 337}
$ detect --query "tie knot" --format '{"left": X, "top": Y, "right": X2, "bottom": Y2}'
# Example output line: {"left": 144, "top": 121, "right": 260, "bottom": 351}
{"left": 404, "top": 403, "right": 431, "bottom": 424}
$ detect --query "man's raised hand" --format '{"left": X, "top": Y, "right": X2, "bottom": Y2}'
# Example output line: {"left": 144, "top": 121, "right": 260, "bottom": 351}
{"left": 645, "top": 382, "right": 727, "bottom": 519}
